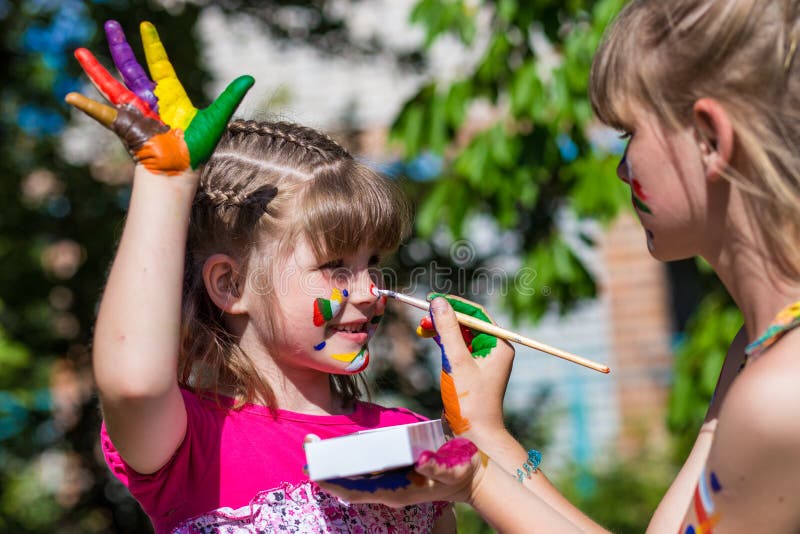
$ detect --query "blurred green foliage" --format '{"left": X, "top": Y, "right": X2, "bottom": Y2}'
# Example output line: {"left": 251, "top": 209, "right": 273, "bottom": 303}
{"left": 667, "top": 275, "right": 740, "bottom": 460}
{"left": 393, "top": 0, "right": 628, "bottom": 321}
{"left": 557, "top": 450, "right": 675, "bottom": 534}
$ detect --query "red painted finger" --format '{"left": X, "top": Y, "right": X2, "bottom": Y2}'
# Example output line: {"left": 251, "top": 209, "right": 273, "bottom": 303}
{"left": 74, "top": 48, "right": 161, "bottom": 122}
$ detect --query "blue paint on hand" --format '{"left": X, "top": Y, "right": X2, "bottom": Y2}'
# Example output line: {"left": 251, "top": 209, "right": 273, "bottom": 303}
{"left": 314, "top": 341, "right": 326, "bottom": 351}
{"left": 325, "top": 467, "right": 414, "bottom": 493}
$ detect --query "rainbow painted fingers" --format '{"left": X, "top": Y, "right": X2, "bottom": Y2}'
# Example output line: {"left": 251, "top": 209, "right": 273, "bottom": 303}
{"left": 66, "top": 20, "right": 254, "bottom": 174}
{"left": 417, "top": 294, "right": 498, "bottom": 357}
{"left": 418, "top": 294, "right": 499, "bottom": 435}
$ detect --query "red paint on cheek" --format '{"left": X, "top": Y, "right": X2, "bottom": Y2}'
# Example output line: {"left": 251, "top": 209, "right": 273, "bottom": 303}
{"left": 417, "top": 438, "right": 478, "bottom": 468}
{"left": 632, "top": 179, "right": 648, "bottom": 201}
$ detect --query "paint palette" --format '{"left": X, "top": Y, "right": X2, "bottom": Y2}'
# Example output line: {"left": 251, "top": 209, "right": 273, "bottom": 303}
{"left": 305, "top": 419, "right": 446, "bottom": 481}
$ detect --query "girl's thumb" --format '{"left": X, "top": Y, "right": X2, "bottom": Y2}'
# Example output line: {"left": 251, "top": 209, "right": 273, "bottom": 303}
{"left": 430, "top": 297, "right": 470, "bottom": 363}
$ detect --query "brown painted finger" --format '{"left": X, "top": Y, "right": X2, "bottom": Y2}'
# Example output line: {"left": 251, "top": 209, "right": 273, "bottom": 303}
{"left": 65, "top": 92, "right": 117, "bottom": 128}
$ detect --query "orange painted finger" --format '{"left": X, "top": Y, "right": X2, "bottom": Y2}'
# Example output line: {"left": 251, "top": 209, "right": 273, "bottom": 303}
{"left": 74, "top": 48, "right": 161, "bottom": 122}
{"left": 65, "top": 92, "right": 117, "bottom": 128}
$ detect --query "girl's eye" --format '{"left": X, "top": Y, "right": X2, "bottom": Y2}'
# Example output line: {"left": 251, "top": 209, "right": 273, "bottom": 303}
{"left": 618, "top": 131, "right": 633, "bottom": 141}
{"left": 319, "top": 259, "right": 344, "bottom": 270}
{"left": 368, "top": 254, "right": 381, "bottom": 266}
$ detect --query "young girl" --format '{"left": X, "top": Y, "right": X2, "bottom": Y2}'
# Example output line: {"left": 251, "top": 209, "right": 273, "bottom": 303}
{"left": 68, "top": 21, "right": 453, "bottom": 533}
{"left": 321, "top": 0, "right": 800, "bottom": 532}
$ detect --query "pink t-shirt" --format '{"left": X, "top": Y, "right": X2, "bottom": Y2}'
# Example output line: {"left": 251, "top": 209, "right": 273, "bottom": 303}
{"left": 101, "top": 389, "right": 446, "bottom": 533}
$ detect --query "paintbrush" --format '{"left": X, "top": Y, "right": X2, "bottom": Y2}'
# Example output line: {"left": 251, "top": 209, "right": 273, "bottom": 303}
{"left": 377, "top": 289, "right": 610, "bottom": 374}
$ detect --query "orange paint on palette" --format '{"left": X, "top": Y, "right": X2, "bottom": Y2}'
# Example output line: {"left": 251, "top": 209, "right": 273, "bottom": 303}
{"left": 440, "top": 370, "right": 470, "bottom": 434}
{"left": 135, "top": 130, "right": 191, "bottom": 175}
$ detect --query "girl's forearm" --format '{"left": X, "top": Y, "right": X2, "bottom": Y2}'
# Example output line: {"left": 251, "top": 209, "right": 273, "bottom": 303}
{"left": 469, "top": 459, "right": 590, "bottom": 534}
{"left": 93, "top": 165, "right": 197, "bottom": 402}
{"left": 467, "top": 428, "right": 606, "bottom": 532}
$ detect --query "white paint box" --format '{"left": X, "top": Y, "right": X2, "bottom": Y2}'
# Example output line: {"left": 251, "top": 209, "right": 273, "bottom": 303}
{"left": 305, "top": 419, "right": 446, "bottom": 481}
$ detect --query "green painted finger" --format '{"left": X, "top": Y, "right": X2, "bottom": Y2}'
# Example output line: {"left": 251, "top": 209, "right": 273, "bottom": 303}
{"left": 428, "top": 293, "right": 498, "bottom": 357}
{"left": 184, "top": 75, "right": 254, "bottom": 168}
{"left": 428, "top": 293, "right": 491, "bottom": 322}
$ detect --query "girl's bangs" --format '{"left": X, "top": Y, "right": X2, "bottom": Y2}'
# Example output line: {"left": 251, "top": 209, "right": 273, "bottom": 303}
{"left": 297, "top": 160, "right": 411, "bottom": 261}
{"left": 590, "top": 19, "right": 647, "bottom": 133}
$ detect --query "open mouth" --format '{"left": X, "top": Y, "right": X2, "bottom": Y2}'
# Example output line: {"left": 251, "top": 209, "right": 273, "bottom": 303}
{"left": 328, "top": 321, "right": 369, "bottom": 334}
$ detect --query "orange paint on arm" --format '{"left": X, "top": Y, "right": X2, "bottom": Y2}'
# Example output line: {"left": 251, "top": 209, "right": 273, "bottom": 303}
{"left": 440, "top": 370, "right": 471, "bottom": 434}
{"left": 134, "top": 130, "right": 191, "bottom": 175}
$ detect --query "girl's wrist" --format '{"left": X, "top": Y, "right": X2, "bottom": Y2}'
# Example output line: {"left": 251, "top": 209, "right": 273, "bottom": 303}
{"left": 133, "top": 164, "right": 199, "bottom": 192}
{"left": 461, "top": 424, "right": 513, "bottom": 453}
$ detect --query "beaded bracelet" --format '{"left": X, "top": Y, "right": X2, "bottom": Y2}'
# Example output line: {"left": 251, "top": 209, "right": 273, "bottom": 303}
{"left": 515, "top": 449, "right": 542, "bottom": 482}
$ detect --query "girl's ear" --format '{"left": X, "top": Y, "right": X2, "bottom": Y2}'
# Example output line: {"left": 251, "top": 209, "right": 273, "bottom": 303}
{"left": 692, "top": 98, "right": 734, "bottom": 182}
{"left": 203, "top": 254, "right": 248, "bottom": 314}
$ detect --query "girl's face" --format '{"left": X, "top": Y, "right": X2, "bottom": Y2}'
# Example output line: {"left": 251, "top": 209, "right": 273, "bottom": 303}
{"left": 616, "top": 109, "right": 714, "bottom": 261}
{"left": 249, "top": 236, "right": 386, "bottom": 375}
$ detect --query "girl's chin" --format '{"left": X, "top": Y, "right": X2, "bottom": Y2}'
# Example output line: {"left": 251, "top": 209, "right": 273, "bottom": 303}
{"left": 327, "top": 346, "right": 369, "bottom": 374}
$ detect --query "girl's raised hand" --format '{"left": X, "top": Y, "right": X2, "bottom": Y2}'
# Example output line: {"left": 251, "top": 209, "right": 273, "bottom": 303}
{"left": 418, "top": 295, "right": 515, "bottom": 445}
{"left": 65, "top": 20, "right": 254, "bottom": 175}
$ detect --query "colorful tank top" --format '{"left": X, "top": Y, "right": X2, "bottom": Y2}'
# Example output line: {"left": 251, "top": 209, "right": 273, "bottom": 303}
{"left": 741, "top": 301, "right": 800, "bottom": 368}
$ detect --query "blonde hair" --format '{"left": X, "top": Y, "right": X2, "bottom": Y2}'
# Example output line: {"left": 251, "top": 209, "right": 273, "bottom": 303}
{"left": 590, "top": 0, "right": 800, "bottom": 277}
{"left": 180, "top": 120, "right": 412, "bottom": 407}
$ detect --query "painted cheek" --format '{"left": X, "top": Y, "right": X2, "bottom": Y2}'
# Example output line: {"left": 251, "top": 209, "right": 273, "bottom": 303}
{"left": 312, "top": 287, "right": 349, "bottom": 327}
{"left": 330, "top": 347, "right": 369, "bottom": 372}
{"left": 632, "top": 179, "right": 648, "bottom": 201}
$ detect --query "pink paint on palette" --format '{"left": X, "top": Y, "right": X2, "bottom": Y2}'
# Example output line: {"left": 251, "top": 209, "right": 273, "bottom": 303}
{"left": 416, "top": 438, "right": 477, "bottom": 468}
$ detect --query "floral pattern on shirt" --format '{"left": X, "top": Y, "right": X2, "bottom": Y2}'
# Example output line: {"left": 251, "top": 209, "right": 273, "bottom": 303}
{"left": 172, "top": 480, "right": 446, "bottom": 533}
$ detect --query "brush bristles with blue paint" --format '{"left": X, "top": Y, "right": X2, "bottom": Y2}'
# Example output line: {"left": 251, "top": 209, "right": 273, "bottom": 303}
{"left": 376, "top": 289, "right": 610, "bottom": 374}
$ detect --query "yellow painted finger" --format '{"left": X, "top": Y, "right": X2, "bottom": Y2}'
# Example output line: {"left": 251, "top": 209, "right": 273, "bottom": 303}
{"left": 65, "top": 92, "right": 117, "bottom": 128}
{"left": 140, "top": 21, "right": 197, "bottom": 130}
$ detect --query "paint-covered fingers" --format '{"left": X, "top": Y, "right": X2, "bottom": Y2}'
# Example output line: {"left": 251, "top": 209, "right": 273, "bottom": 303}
{"left": 415, "top": 438, "right": 483, "bottom": 494}
{"left": 428, "top": 298, "right": 473, "bottom": 366}
{"left": 140, "top": 21, "right": 196, "bottom": 130}
{"left": 73, "top": 48, "right": 160, "bottom": 122}
{"left": 65, "top": 90, "right": 189, "bottom": 174}
{"left": 421, "top": 293, "right": 499, "bottom": 358}
{"left": 182, "top": 75, "right": 255, "bottom": 168}
{"left": 429, "top": 296, "right": 513, "bottom": 444}
{"left": 104, "top": 20, "right": 158, "bottom": 111}
{"left": 65, "top": 92, "right": 117, "bottom": 128}
{"left": 139, "top": 20, "right": 254, "bottom": 168}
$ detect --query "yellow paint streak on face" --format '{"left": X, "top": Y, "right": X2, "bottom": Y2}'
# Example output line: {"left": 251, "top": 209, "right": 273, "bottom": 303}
{"left": 330, "top": 351, "right": 359, "bottom": 362}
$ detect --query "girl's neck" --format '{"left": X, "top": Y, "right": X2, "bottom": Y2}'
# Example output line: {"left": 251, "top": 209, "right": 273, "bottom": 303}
{"left": 240, "top": 338, "right": 352, "bottom": 416}
{"left": 707, "top": 234, "right": 800, "bottom": 343}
